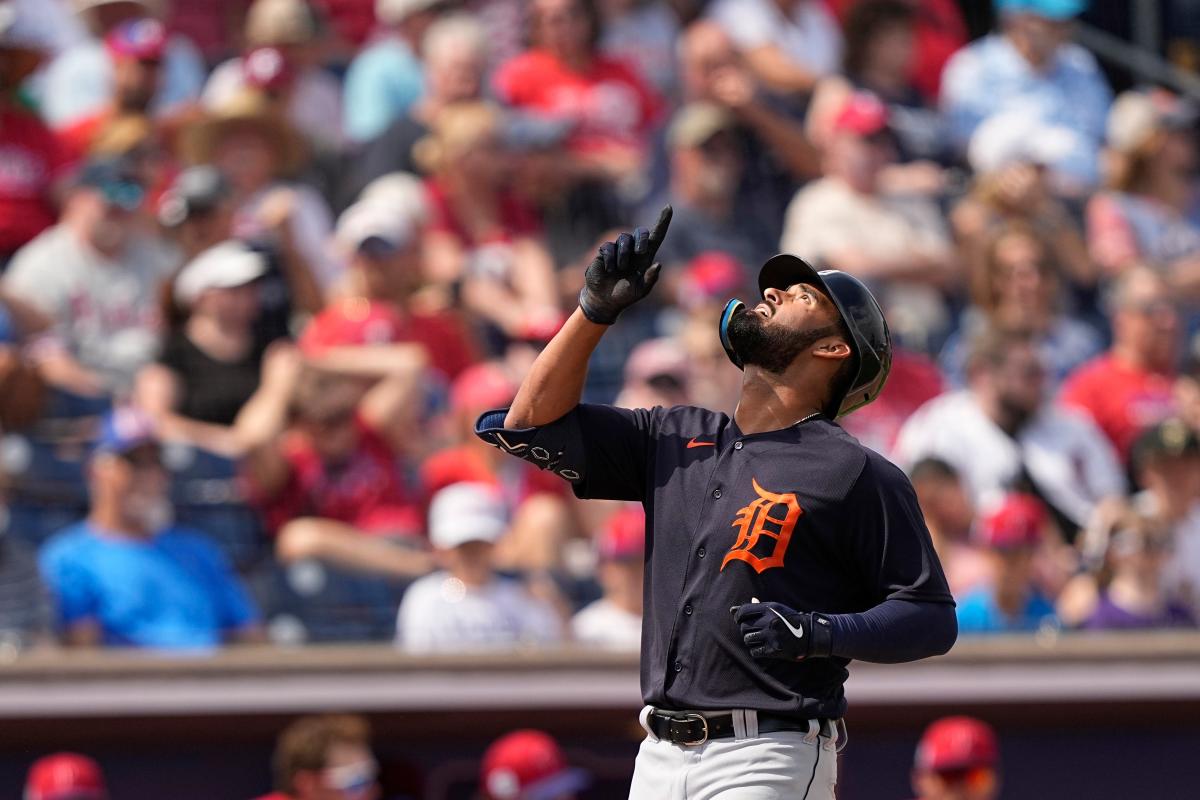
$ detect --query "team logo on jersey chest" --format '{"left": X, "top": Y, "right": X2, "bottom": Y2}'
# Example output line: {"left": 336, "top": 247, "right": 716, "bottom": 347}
{"left": 720, "top": 478, "right": 803, "bottom": 573}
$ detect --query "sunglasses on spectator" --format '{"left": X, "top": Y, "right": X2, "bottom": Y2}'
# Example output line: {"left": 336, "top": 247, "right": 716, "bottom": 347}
{"left": 323, "top": 759, "right": 378, "bottom": 795}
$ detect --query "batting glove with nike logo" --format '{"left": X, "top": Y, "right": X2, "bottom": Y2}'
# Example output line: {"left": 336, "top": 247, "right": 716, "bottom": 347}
{"left": 731, "top": 601, "right": 834, "bottom": 661}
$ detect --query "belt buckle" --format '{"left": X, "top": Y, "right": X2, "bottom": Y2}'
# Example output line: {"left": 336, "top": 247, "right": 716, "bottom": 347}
{"left": 674, "top": 712, "right": 709, "bottom": 747}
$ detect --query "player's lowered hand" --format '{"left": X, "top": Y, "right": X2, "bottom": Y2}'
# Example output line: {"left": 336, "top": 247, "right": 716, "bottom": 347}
{"left": 731, "top": 600, "right": 833, "bottom": 661}
{"left": 578, "top": 205, "right": 673, "bottom": 325}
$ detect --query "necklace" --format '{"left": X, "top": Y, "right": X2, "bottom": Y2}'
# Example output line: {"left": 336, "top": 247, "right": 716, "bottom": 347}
{"left": 794, "top": 411, "right": 823, "bottom": 427}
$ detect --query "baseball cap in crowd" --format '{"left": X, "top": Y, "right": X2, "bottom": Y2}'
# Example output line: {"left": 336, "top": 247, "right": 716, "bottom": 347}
{"left": 915, "top": 716, "right": 999, "bottom": 773}
{"left": 336, "top": 200, "right": 416, "bottom": 256}
{"left": 0, "top": 0, "right": 57, "bottom": 53}
{"left": 623, "top": 338, "right": 688, "bottom": 388}
{"left": 245, "top": 0, "right": 315, "bottom": 47}
{"left": 1131, "top": 418, "right": 1200, "bottom": 472}
{"left": 450, "top": 362, "right": 517, "bottom": 414}
{"left": 994, "top": 0, "right": 1087, "bottom": 19}
{"left": 481, "top": 730, "right": 590, "bottom": 800}
{"left": 174, "top": 241, "right": 268, "bottom": 306}
{"left": 299, "top": 299, "right": 405, "bottom": 355}
{"left": 357, "top": 172, "right": 430, "bottom": 226}
{"left": 104, "top": 17, "right": 166, "bottom": 61}
{"left": 376, "top": 0, "right": 448, "bottom": 26}
{"left": 243, "top": 46, "right": 296, "bottom": 92}
{"left": 428, "top": 482, "right": 508, "bottom": 549}
{"left": 25, "top": 752, "right": 108, "bottom": 800}
{"left": 678, "top": 251, "right": 745, "bottom": 309}
{"left": 157, "top": 166, "right": 231, "bottom": 227}
{"left": 832, "top": 91, "right": 889, "bottom": 137}
{"left": 74, "top": 158, "right": 145, "bottom": 211}
{"left": 93, "top": 408, "right": 157, "bottom": 458}
{"left": 600, "top": 506, "right": 645, "bottom": 562}
{"left": 1107, "top": 89, "right": 1197, "bottom": 155}
{"left": 666, "top": 102, "right": 736, "bottom": 151}
{"left": 967, "top": 111, "right": 1079, "bottom": 174}
{"left": 977, "top": 493, "right": 1045, "bottom": 550}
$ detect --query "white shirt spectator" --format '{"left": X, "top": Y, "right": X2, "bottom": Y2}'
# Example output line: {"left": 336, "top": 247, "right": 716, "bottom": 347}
{"left": 707, "top": 0, "right": 841, "bottom": 80}
{"left": 894, "top": 390, "right": 1125, "bottom": 529}
{"left": 3, "top": 226, "right": 170, "bottom": 393}
{"left": 571, "top": 598, "right": 641, "bottom": 651}
{"left": 396, "top": 572, "right": 563, "bottom": 652}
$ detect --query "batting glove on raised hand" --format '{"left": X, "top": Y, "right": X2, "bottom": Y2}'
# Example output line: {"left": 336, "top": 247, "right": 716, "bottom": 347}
{"left": 578, "top": 205, "right": 672, "bottom": 325}
{"left": 731, "top": 600, "right": 833, "bottom": 661}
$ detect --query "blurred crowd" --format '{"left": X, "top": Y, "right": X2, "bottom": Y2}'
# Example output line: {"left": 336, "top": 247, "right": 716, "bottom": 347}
{"left": 19, "top": 711, "right": 1003, "bottom": 799}
{"left": 0, "top": 0, "right": 1199, "bottom": 656}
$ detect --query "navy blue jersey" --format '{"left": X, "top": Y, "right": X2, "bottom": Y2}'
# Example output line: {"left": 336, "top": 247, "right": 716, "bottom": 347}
{"left": 475, "top": 404, "right": 953, "bottom": 718}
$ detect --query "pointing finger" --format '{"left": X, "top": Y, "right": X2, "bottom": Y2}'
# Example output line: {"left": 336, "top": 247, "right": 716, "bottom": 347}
{"left": 647, "top": 205, "right": 673, "bottom": 256}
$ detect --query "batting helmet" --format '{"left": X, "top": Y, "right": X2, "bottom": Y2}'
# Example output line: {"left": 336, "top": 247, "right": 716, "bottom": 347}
{"left": 719, "top": 254, "right": 891, "bottom": 418}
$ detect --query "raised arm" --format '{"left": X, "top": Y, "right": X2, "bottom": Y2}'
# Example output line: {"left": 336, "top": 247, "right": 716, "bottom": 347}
{"left": 505, "top": 206, "right": 673, "bottom": 429}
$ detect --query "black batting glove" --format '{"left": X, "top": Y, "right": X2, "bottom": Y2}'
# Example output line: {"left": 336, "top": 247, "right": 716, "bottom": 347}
{"left": 578, "top": 205, "right": 672, "bottom": 325}
{"left": 731, "top": 600, "right": 833, "bottom": 662}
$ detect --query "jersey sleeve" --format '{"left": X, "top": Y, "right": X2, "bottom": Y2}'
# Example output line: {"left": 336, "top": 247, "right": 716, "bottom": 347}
{"left": 474, "top": 404, "right": 660, "bottom": 501}
{"left": 844, "top": 456, "right": 955, "bottom": 606}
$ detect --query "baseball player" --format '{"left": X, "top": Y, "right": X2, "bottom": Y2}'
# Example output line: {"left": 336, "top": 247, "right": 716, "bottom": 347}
{"left": 475, "top": 208, "right": 957, "bottom": 799}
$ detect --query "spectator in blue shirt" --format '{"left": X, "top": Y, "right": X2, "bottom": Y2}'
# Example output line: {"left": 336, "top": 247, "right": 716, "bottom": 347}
{"left": 939, "top": 0, "right": 1112, "bottom": 191}
{"left": 39, "top": 409, "right": 262, "bottom": 649}
{"left": 957, "top": 493, "right": 1059, "bottom": 633}
{"left": 343, "top": 0, "right": 446, "bottom": 144}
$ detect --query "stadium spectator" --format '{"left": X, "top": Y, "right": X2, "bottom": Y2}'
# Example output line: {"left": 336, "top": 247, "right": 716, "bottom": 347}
{"left": 340, "top": 13, "right": 488, "bottom": 207}
{"left": 1131, "top": 420, "right": 1200, "bottom": 614}
{"left": 571, "top": 504, "right": 643, "bottom": 650}
{"left": 651, "top": 102, "right": 777, "bottom": 276}
{"left": 1086, "top": 89, "right": 1200, "bottom": 298}
{"left": 396, "top": 482, "right": 565, "bottom": 652}
{"left": 38, "top": 408, "right": 262, "bottom": 648}
{"left": 255, "top": 714, "right": 379, "bottom": 800}
{"left": 343, "top": 0, "right": 446, "bottom": 144}
{"left": 781, "top": 90, "right": 957, "bottom": 348}
{"left": 956, "top": 493, "right": 1058, "bottom": 634}
{"left": 479, "top": 729, "right": 589, "bottom": 800}
{"left": 908, "top": 458, "right": 990, "bottom": 598}
{"left": 675, "top": 20, "right": 819, "bottom": 233}
{"left": 0, "top": 288, "right": 49, "bottom": 430}
{"left": 598, "top": 0, "right": 679, "bottom": 98}
{"left": 614, "top": 337, "right": 690, "bottom": 410}
{"left": 951, "top": 112, "right": 1095, "bottom": 290}
{"left": 38, "top": 0, "right": 205, "bottom": 130}
{"left": 134, "top": 241, "right": 272, "bottom": 456}
{"left": 57, "top": 17, "right": 166, "bottom": 162}
{"left": 938, "top": 223, "right": 1102, "bottom": 388}
{"left": 204, "top": 0, "right": 345, "bottom": 151}
{"left": 896, "top": 328, "right": 1125, "bottom": 537}
{"left": 0, "top": 8, "right": 66, "bottom": 264}
{"left": 705, "top": 0, "right": 841, "bottom": 97}
{"left": 0, "top": 519, "right": 52, "bottom": 651}
{"left": 421, "top": 361, "right": 575, "bottom": 572}
{"left": 307, "top": 197, "right": 478, "bottom": 382}
{"left": 1082, "top": 509, "right": 1193, "bottom": 630}
{"left": 416, "top": 102, "right": 562, "bottom": 342}
{"left": 911, "top": 716, "right": 999, "bottom": 800}
{"left": 1059, "top": 267, "right": 1180, "bottom": 463}
{"left": 840, "top": 346, "right": 944, "bottom": 457}
{"left": 808, "top": 0, "right": 948, "bottom": 175}
{"left": 24, "top": 752, "right": 109, "bottom": 800}
{"left": 939, "top": 0, "right": 1111, "bottom": 191}
{"left": 181, "top": 85, "right": 336, "bottom": 314}
{"left": 3, "top": 158, "right": 169, "bottom": 400}
{"left": 237, "top": 345, "right": 434, "bottom": 579}
{"left": 157, "top": 165, "right": 236, "bottom": 264}
{"left": 493, "top": 0, "right": 662, "bottom": 191}
{"left": 1177, "top": 358, "right": 1200, "bottom": 439}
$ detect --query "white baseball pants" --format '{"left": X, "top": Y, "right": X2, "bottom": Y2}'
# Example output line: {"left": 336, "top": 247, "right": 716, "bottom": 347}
{"left": 627, "top": 707, "right": 840, "bottom": 800}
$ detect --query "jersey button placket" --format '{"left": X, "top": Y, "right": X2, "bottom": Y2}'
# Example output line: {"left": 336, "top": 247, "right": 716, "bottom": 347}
{"left": 683, "top": 603, "right": 693, "bottom": 615}
{"left": 697, "top": 546, "right": 706, "bottom": 558}
{"left": 712, "top": 488, "right": 722, "bottom": 499}
{"left": 673, "top": 659, "right": 683, "bottom": 672}
{"left": 734, "top": 441, "right": 743, "bottom": 450}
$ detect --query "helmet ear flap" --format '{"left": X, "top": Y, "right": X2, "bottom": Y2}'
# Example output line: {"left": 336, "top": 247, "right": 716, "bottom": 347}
{"left": 719, "top": 299, "right": 745, "bottom": 370}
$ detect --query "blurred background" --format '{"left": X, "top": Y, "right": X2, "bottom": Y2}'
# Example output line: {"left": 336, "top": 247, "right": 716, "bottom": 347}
{"left": 0, "top": 0, "right": 1200, "bottom": 797}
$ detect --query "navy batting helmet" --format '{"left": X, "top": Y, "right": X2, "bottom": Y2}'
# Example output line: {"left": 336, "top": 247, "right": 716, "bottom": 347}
{"left": 719, "top": 254, "right": 891, "bottom": 418}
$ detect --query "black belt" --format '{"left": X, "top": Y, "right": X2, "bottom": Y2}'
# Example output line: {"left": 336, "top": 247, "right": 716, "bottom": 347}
{"left": 648, "top": 709, "right": 836, "bottom": 747}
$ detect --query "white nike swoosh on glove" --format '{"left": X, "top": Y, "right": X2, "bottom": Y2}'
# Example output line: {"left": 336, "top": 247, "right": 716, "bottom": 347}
{"left": 766, "top": 606, "right": 804, "bottom": 639}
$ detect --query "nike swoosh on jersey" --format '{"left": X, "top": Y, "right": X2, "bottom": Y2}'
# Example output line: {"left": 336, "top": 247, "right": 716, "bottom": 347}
{"left": 766, "top": 606, "right": 804, "bottom": 639}
{"left": 686, "top": 438, "right": 716, "bottom": 448}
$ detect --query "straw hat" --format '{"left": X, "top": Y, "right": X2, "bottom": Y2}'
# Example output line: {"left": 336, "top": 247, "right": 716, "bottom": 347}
{"left": 412, "top": 101, "right": 501, "bottom": 174}
{"left": 179, "top": 88, "right": 306, "bottom": 175}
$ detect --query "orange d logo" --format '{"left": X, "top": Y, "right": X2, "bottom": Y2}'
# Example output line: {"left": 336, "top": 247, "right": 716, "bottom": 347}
{"left": 721, "top": 478, "right": 804, "bottom": 573}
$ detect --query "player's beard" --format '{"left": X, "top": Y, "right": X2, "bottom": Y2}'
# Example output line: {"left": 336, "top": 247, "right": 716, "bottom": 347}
{"left": 725, "top": 307, "right": 842, "bottom": 374}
